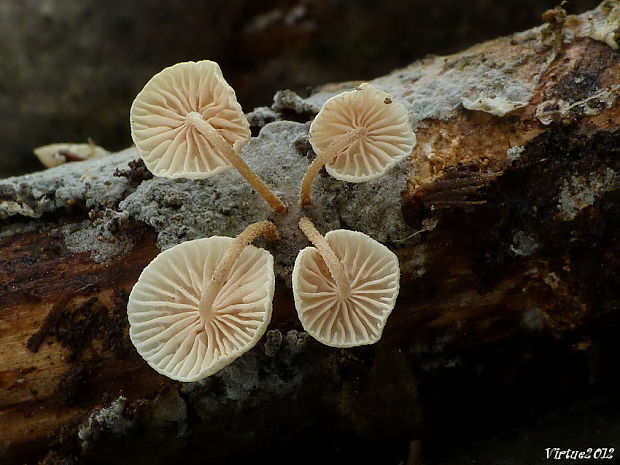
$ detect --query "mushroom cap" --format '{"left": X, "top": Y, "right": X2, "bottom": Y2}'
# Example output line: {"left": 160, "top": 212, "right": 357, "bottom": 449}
{"left": 309, "top": 83, "right": 416, "bottom": 182}
{"left": 292, "top": 229, "right": 400, "bottom": 347}
{"left": 34, "top": 142, "right": 108, "bottom": 168}
{"left": 130, "top": 60, "right": 251, "bottom": 179}
{"left": 128, "top": 237, "right": 274, "bottom": 382}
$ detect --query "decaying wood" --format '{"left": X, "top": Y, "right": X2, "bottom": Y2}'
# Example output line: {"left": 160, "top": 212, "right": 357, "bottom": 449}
{"left": 0, "top": 3, "right": 618, "bottom": 464}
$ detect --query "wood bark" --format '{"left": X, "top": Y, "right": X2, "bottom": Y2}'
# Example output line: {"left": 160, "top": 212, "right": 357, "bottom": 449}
{"left": 0, "top": 3, "right": 618, "bottom": 464}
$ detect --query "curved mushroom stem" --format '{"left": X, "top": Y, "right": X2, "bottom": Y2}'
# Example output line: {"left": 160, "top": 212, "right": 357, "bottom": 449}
{"left": 298, "top": 217, "right": 351, "bottom": 300}
{"left": 198, "top": 221, "right": 279, "bottom": 320}
{"left": 299, "top": 127, "right": 367, "bottom": 207}
{"left": 187, "top": 112, "right": 287, "bottom": 214}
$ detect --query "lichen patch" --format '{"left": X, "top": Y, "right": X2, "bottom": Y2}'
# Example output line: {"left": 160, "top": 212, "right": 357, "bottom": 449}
{"left": 120, "top": 121, "right": 414, "bottom": 284}
{"left": 557, "top": 168, "right": 618, "bottom": 220}
{"left": 0, "top": 149, "right": 136, "bottom": 220}
{"left": 574, "top": 0, "right": 620, "bottom": 49}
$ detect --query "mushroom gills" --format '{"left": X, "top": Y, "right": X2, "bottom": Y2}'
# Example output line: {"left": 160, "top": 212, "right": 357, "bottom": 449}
{"left": 127, "top": 221, "right": 279, "bottom": 381}
{"left": 300, "top": 83, "right": 416, "bottom": 206}
{"left": 130, "top": 60, "right": 286, "bottom": 213}
{"left": 293, "top": 217, "right": 400, "bottom": 347}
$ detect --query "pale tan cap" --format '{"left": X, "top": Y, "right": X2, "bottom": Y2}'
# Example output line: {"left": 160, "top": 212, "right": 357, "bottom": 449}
{"left": 130, "top": 60, "right": 251, "bottom": 179}
{"left": 34, "top": 141, "right": 108, "bottom": 168}
{"left": 128, "top": 236, "right": 274, "bottom": 382}
{"left": 292, "top": 229, "right": 400, "bottom": 347}
{"left": 309, "top": 83, "right": 416, "bottom": 182}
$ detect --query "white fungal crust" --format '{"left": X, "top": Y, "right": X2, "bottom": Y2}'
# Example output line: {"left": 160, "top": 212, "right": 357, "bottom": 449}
{"left": 130, "top": 60, "right": 251, "bottom": 179}
{"left": 292, "top": 230, "right": 400, "bottom": 347}
{"left": 127, "top": 237, "right": 274, "bottom": 382}
{"left": 309, "top": 83, "right": 416, "bottom": 182}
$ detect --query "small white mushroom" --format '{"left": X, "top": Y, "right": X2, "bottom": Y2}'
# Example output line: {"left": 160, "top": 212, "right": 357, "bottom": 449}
{"left": 292, "top": 217, "right": 400, "bottom": 347}
{"left": 130, "top": 60, "right": 286, "bottom": 214}
{"left": 128, "top": 221, "right": 279, "bottom": 381}
{"left": 300, "top": 83, "right": 416, "bottom": 206}
{"left": 34, "top": 139, "right": 108, "bottom": 168}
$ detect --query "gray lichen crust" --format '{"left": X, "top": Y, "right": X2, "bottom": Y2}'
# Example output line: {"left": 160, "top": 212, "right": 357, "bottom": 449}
{"left": 77, "top": 396, "right": 132, "bottom": 450}
{"left": 120, "top": 120, "right": 413, "bottom": 282}
{"left": 0, "top": 120, "right": 414, "bottom": 279}
{"left": 557, "top": 168, "right": 618, "bottom": 221}
{"left": 0, "top": 149, "right": 135, "bottom": 219}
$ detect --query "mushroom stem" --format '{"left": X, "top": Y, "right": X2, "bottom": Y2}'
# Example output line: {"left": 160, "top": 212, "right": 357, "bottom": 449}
{"left": 198, "top": 221, "right": 279, "bottom": 320}
{"left": 299, "top": 127, "right": 366, "bottom": 207}
{"left": 186, "top": 112, "right": 287, "bottom": 214}
{"left": 298, "top": 217, "right": 351, "bottom": 300}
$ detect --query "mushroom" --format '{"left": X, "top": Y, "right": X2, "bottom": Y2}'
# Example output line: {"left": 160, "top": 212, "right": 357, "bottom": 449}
{"left": 300, "top": 83, "right": 417, "bottom": 206}
{"left": 34, "top": 138, "right": 108, "bottom": 168}
{"left": 292, "top": 217, "right": 400, "bottom": 347}
{"left": 127, "top": 221, "right": 279, "bottom": 381}
{"left": 130, "top": 60, "right": 286, "bottom": 214}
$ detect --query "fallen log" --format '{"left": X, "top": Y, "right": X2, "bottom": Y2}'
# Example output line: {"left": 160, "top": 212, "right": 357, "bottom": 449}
{"left": 0, "top": 2, "right": 618, "bottom": 464}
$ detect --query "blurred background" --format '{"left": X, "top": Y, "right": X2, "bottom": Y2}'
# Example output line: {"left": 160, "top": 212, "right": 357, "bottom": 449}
{"left": 0, "top": 0, "right": 601, "bottom": 178}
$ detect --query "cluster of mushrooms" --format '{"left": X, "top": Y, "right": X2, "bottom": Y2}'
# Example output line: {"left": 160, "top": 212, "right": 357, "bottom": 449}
{"left": 127, "top": 60, "right": 416, "bottom": 382}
